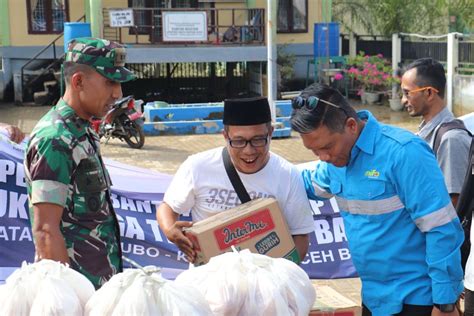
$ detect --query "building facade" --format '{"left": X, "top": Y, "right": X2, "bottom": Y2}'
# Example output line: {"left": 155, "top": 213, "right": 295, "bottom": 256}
{"left": 0, "top": 0, "right": 325, "bottom": 104}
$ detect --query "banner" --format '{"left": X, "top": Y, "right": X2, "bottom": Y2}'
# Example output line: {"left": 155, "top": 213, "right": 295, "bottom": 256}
{"left": 0, "top": 135, "right": 356, "bottom": 283}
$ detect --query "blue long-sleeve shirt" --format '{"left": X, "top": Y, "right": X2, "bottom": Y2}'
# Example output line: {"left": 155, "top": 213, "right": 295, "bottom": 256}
{"left": 302, "top": 110, "right": 463, "bottom": 316}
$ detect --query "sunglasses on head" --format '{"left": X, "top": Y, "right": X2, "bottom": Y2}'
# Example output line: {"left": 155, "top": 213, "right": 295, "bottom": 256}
{"left": 292, "top": 95, "right": 342, "bottom": 110}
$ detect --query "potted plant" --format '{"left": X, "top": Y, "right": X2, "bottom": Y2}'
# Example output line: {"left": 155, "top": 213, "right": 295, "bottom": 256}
{"left": 388, "top": 87, "right": 404, "bottom": 111}
{"left": 345, "top": 52, "right": 394, "bottom": 105}
{"left": 380, "top": 69, "right": 404, "bottom": 111}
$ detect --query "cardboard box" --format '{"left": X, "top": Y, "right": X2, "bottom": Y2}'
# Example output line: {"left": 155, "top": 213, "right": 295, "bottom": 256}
{"left": 184, "top": 198, "right": 299, "bottom": 266}
{"left": 310, "top": 285, "right": 361, "bottom": 316}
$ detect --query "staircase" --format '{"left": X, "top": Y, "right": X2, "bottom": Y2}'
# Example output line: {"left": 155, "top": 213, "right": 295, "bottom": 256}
{"left": 19, "top": 42, "right": 63, "bottom": 105}
{"left": 18, "top": 15, "right": 85, "bottom": 105}
{"left": 33, "top": 78, "right": 60, "bottom": 105}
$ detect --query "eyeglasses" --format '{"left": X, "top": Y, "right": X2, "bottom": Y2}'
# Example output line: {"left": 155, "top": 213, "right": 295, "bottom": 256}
{"left": 292, "top": 95, "right": 343, "bottom": 111}
{"left": 402, "top": 86, "right": 439, "bottom": 98}
{"left": 227, "top": 135, "right": 269, "bottom": 148}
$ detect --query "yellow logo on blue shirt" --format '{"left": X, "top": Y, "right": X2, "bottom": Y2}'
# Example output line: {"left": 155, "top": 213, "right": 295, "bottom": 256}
{"left": 365, "top": 169, "right": 380, "bottom": 178}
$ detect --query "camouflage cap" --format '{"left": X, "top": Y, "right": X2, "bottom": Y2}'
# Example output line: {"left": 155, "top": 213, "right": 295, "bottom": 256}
{"left": 65, "top": 37, "right": 136, "bottom": 83}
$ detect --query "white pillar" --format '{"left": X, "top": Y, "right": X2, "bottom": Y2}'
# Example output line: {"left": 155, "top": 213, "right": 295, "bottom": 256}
{"left": 349, "top": 32, "right": 356, "bottom": 58}
{"left": 446, "top": 32, "right": 458, "bottom": 112}
{"left": 89, "top": 0, "right": 103, "bottom": 38}
{"left": 391, "top": 33, "right": 402, "bottom": 97}
{"left": 339, "top": 35, "right": 342, "bottom": 56}
{"left": 266, "top": 0, "right": 277, "bottom": 122}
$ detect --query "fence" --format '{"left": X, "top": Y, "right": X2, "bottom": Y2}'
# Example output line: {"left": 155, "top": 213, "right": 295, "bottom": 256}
{"left": 342, "top": 33, "right": 474, "bottom": 71}
{"left": 122, "top": 62, "right": 251, "bottom": 104}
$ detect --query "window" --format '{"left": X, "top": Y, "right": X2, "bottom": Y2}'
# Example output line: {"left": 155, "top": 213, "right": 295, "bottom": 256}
{"left": 129, "top": 0, "right": 151, "bottom": 34}
{"left": 27, "top": 0, "right": 69, "bottom": 34}
{"left": 172, "top": 0, "right": 198, "bottom": 7}
{"left": 128, "top": 0, "right": 199, "bottom": 38}
{"left": 277, "top": 0, "right": 307, "bottom": 33}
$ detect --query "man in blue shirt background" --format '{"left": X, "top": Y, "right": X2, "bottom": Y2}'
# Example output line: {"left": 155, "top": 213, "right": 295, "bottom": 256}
{"left": 290, "top": 83, "right": 463, "bottom": 316}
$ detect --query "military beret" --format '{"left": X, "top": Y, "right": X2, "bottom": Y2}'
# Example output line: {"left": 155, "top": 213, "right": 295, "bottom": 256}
{"left": 65, "top": 37, "right": 135, "bottom": 83}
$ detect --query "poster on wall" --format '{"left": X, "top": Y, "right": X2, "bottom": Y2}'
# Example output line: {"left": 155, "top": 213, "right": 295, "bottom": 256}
{"left": 109, "top": 9, "right": 134, "bottom": 28}
{"left": 162, "top": 11, "right": 208, "bottom": 42}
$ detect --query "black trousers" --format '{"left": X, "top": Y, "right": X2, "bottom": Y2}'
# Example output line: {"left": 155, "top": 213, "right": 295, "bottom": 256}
{"left": 466, "top": 288, "right": 474, "bottom": 316}
{"left": 362, "top": 303, "right": 432, "bottom": 316}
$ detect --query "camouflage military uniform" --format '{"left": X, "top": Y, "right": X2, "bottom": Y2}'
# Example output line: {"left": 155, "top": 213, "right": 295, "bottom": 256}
{"left": 25, "top": 38, "right": 135, "bottom": 288}
{"left": 24, "top": 99, "right": 121, "bottom": 288}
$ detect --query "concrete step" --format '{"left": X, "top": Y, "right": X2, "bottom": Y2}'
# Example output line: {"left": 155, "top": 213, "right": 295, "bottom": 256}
{"left": 43, "top": 80, "right": 57, "bottom": 87}
{"left": 33, "top": 90, "right": 50, "bottom": 105}
{"left": 43, "top": 80, "right": 58, "bottom": 93}
{"left": 23, "top": 69, "right": 46, "bottom": 76}
{"left": 53, "top": 71, "right": 62, "bottom": 82}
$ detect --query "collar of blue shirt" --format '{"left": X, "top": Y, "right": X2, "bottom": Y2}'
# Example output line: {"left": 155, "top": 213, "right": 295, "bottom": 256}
{"left": 351, "top": 110, "right": 380, "bottom": 161}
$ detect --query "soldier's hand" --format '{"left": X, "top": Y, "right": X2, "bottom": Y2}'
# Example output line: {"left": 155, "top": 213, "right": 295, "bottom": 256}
{"left": 165, "top": 221, "right": 196, "bottom": 263}
{"left": 5, "top": 125, "right": 25, "bottom": 144}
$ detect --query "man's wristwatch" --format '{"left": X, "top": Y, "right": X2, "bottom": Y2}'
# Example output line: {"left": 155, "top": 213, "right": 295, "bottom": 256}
{"left": 434, "top": 303, "right": 456, "bottom": 313}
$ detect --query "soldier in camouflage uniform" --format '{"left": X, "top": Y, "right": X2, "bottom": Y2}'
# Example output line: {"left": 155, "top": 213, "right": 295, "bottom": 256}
{"left": 24, "top": 38, "right": 135, "bottom": 289}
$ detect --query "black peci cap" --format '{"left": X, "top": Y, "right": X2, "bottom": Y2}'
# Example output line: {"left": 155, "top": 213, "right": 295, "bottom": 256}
{"left": 223, "top": 97, "right": 271, "bottom": 126}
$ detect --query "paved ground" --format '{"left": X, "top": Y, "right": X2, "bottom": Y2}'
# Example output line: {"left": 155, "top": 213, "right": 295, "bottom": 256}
{"left": 0, "top": 100, "right": 420, "bottom": 305}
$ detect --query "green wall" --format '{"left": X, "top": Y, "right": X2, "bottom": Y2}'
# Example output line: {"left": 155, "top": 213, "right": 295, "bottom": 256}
{"left": 0, "top": 0, "right": 10, "bottom": 46}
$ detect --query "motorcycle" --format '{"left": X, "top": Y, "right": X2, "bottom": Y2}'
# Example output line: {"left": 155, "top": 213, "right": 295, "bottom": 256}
{"left": 91, "top": 95, "right": 146, "bottom": 149}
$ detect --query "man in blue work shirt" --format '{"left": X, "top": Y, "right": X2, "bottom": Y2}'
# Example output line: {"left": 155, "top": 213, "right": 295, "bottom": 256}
{"left": 290, "top": 83, "right": 463, "bottom": 316}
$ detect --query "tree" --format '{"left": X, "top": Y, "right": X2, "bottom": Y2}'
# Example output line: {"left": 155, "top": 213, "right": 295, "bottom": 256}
{"left": 333, "top": 0, "right": 453, "bottom": 36}
{"left": 332, "top": 0, "right": 374, "bottom": 35}
{"left": 448, "top": 0, "right": 474, "bottom": 33}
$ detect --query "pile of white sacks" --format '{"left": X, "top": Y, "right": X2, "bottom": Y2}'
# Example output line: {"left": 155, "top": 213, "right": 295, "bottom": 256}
{"left": 175, "top": 249, "right": 316, "bottom": 316}
{"left": 0, "top": 250, "right": 315, "bottom": 316}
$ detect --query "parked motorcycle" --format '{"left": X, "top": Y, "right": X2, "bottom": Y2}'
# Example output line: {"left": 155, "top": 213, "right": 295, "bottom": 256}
{"left": 91, "top": 95, "right": 145, "bottom": 149}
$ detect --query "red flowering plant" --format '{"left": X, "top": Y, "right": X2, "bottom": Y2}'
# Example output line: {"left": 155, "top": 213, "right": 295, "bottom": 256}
{"left": 343, "top": 52, "right": 399, "bottom": 94}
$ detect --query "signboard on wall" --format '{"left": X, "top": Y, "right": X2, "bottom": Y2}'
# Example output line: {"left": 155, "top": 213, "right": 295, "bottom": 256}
{"left": 109, "top": 9, "right": 134, "bottom": 27}
{"left": 162, "top": 11, "right": 207, "bottom": 42}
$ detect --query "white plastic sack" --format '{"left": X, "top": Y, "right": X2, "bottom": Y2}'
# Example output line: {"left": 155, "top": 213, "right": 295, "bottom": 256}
{"left": 32, "top": 259, "right": 95, "bottom": 308}
{"left": 0, "top": 277, "right": 31, "bottom": 316}
{"left": 112, "top": 274, "right": 159, "bottom": 316}
{"left": 153, "top": 274, "right": 212, "bottom": 315}
{"left": 175, "top": 249, "right": 316, "bottom": 316}
{"left": 0, "top": 261, "right": 38, "bottom": 315}
{"left": 86, "top": 266, "right": 211, "bottom": 316}
{"left": 85, "top": 268, "right": 140, "bottom": 316}
{"left": 29, "top": 276, "right": 82, "bottom": 316}
{"left": 0, "top": 260, "right": 95, "bottom": 316}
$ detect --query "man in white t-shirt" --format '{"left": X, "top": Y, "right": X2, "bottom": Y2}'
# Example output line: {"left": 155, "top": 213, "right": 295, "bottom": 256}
{"left": 156, "top": 97, "right": 315, "bottom": 263}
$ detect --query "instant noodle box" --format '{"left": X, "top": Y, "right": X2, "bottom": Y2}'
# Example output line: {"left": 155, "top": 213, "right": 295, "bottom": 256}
{"left": 184, "top": 198, "right": 300, "bottom": 266}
